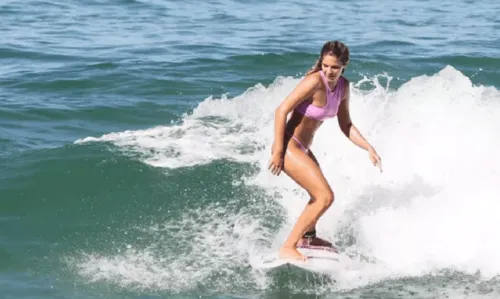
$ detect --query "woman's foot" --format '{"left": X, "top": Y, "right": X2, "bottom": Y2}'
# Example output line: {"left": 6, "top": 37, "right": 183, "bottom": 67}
{"left": 279, "top": 246, "right": 306, "bottom": 261}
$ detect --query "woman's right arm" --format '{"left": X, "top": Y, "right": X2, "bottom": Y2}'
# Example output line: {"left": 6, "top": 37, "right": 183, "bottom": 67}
{"left": 273, "top": 75, "right": 319, "bottom": 153}
{"left": 269, "top": 75, "right": 319, "bottom": 175}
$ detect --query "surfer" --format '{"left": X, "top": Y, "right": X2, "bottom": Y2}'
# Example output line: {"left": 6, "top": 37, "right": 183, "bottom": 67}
{"left": 269, "top": 40, "right": 382, "bottom": 261}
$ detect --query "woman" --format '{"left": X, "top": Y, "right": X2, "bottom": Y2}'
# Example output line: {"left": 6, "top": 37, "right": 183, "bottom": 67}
{"left": 269, "top": 40, "right": 382, "bottom": 261}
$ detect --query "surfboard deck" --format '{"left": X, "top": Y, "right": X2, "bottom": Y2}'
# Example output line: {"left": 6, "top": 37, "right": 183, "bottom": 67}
{"left": 252, "top": 245, "right": 340, "bottom": 274}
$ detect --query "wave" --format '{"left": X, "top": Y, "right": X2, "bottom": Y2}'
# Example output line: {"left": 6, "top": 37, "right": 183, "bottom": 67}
{"left": 72, "top": 65, "right": 500, "bottom": 294}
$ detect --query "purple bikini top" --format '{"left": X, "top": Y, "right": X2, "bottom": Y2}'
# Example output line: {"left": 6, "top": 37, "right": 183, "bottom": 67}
{"left": 294, "top": 71, "right": 345, "bottom": 121}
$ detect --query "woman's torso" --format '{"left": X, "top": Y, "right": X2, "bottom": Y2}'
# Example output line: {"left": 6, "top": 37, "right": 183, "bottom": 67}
{"left": 285, "top": 72, "right": 346, "bottom": 149}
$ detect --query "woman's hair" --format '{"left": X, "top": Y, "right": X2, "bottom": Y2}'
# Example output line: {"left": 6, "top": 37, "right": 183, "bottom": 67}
{"left": 306, "top": 41, "right": 350, "bottom": 75}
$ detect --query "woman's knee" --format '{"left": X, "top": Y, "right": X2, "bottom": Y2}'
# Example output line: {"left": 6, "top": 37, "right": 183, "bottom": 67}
{"left": 312, "top": 189, "right": 334, "bottom": 209}
{"left": 324, "top": 190, "right": 335, "bottom": 208}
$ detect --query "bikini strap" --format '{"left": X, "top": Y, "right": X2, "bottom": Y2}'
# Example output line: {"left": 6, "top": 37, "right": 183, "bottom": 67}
{"left": 338, "top": 76, "right": 344, "bottom": 93}
{"left": 338, "top": 76, "right": 345, "bottom": 100}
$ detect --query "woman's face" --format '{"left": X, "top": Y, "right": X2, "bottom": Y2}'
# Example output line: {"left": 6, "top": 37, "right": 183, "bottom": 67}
{"left": 321, "top": 54, "right": 345, "bottom": 82}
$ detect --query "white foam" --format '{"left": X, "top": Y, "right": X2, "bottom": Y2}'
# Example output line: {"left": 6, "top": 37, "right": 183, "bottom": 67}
{"left": 70, "top": 203, "right": 269, "bottom": 292}
{"left": 73, "top": 66, "right": 500, "bottom": 295}
{"left": 74, "top": 79, "right": 291, "bottom": 168}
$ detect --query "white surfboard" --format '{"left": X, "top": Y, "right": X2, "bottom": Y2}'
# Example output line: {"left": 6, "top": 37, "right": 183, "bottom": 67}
{"left": 252, "top": 245, "right": 340, "bottom": 274}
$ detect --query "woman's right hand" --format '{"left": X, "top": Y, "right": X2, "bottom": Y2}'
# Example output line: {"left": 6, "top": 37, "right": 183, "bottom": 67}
{"left": 269, "top": 143, "right": 284, "bottom": 176}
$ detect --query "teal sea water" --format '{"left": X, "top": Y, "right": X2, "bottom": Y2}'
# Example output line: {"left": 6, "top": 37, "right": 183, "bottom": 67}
{"left": 2, "top": 1, "right": 500, "bottom": 298}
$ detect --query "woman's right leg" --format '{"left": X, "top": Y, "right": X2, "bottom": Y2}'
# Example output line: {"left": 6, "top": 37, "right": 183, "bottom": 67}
{"left": 279, "top": 142, "right": 335, "bottom": 260}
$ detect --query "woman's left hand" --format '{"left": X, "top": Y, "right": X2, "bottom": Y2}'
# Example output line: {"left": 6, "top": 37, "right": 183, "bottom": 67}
{"left": 368, "top": 146, "right": 382, "bottom": 172}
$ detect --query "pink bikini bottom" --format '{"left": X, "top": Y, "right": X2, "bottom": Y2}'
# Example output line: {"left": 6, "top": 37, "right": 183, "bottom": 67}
{"left": 286, "top": 132, "right": 309, "bottom": 153}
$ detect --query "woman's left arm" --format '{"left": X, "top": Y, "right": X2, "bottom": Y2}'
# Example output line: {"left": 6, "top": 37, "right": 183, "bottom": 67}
{"left": 337, "top": 80, "right": 382, "bottom": 171}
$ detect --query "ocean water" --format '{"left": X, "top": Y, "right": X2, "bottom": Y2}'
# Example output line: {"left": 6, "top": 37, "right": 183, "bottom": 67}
{"left": 1, "top": 0, "right": 500, "bottom": 298}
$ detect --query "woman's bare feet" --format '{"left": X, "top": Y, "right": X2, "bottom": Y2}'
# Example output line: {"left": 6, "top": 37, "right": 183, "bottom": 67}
{"left": 279, "top": 246, "right": 306, "bottom": 261}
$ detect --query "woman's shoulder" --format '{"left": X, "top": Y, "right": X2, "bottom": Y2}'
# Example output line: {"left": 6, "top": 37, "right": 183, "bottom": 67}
{"left": 305, "top": 70, "right": 323, "bottom": 81}
{"left": 340, "top": 76, "right": 350, "bottom": 101}
{"left": 340, "top": 76, "right": 351, "bottom": 94}
{"left": 302, "top": 71, "right": 324, "bottom": 89}
{"left": 340, "top": 76, "right": 350, "bottom": 85}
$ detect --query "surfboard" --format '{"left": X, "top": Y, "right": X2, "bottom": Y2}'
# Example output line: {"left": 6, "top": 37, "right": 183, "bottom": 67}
{"left": 252, "top": 245, "right": 340, "bottom": 274}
